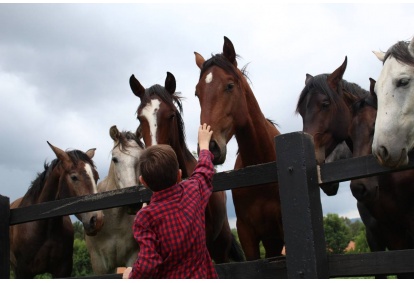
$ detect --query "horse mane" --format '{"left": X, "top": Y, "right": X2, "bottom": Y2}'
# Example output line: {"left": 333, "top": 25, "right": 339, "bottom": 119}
{"left": 384, "top": 40, "right": 414, "bottom": 67}
{"left": 23, "top": 149, "right": 98, "bottom": 201}
{"left": 138, "top": 84, "right": 193, "bottom": 161}
{"left": 113, "top": 131, "right": 144, "bottom": 153}
{"left": 296, "top": 74, "right": 370, "bottom": 114}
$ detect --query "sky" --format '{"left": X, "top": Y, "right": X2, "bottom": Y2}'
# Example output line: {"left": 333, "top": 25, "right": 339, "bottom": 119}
{"left": 0, "top": 3, "right": 413, "bottom": 228}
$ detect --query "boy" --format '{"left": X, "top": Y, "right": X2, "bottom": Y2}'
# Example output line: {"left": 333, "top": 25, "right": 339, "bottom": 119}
{"left": 123, "top": 123, "right": 218, "bottom": 279}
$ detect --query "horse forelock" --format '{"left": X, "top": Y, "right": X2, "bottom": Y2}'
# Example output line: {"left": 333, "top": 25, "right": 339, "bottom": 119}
{"left": 200, "top": 54, "right": 250, "bottom": 86}
{"left": 384, "top": 40, "right": 414, "bottom": 67}
{"left": 113, "top": 131, "right": 144, "bottom": 153}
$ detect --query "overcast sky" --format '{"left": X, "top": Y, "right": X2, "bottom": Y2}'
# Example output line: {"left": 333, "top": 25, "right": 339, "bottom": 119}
{"left": 1, "top": 3, "right": 413, "bottom": 226}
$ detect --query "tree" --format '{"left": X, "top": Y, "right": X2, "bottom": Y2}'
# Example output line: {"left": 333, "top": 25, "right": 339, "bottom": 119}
{"left": 323, "top": 213, "right": 352, "bottom": 254}
{"left": 71, "top": 238, "right": 93, "bottom": 277}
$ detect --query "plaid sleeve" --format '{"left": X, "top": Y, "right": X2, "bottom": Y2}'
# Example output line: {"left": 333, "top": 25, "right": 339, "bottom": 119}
{"left": 129, "top": 218, "right": 162, "bottom": 278}
{"left": 187, "top": 149, "right": 215, "bottom": 205}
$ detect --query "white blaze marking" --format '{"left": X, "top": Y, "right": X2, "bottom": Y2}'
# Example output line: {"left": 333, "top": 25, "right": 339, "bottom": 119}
{"left": 85, "top": 163, "right": 98, "bottom": 194}
{"left": 205, "top": 72, "right": 213, "bottom": 84}
{"left": 141, "top": 99, "right": 161, "bottom": 145}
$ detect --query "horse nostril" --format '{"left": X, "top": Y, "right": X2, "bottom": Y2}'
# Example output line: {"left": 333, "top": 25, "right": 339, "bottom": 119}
{"left": 90, "top": 216, "right": 97, "bottom": 229}
{"left": 209, "top": 141, "right": 217, "bottom": 151}
{"left": 379, "top": 146, "right": 389, "bottom": 159}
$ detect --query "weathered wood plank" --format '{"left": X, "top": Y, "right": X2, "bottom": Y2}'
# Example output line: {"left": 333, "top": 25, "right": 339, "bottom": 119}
{"left": 329, "top": 250, "right": 414, "bottom": 277}
{"left": 10, "top": 163, "right": 278, "bottom": 225}
{"left": 319, "top": 151, "right": 414, "bottom": 184}
{"left": 0, "top": 195, "right": 10, "bottom": 279}
{"left": 275, "top": 132, "right": 329, "bottom": 279}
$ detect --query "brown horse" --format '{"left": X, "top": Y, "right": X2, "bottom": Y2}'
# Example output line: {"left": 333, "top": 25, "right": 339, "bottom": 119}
{"left": 10, "top": 142, "right": 104, "bottom": 278}
{"left": 296, "top": 56, "right": 371, "bottom": 197}
{"left": 129, "top": 71, "right": 244, "bottom": 263}
{"left": 194, "top": 37, "right": 283, "bottom": 260}
{"left": 349, "top": 78, "right": 414, "bottom": 278}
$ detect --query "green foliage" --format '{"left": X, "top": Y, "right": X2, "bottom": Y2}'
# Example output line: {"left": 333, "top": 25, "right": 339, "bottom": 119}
{"left": 73, "top": 220, "right": 85, "bottom": 240}
{"left": 71, "top": 238, "right": 93, "bottom": 277}
{"left": 352, "top": 229, "right": 370, "bottom": 254}
{"left": 323, "top": 213, "right": 351, "bottom": 254}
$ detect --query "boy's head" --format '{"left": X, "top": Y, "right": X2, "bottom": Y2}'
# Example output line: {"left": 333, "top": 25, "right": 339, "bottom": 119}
{"left": 138, "top": 144, "right": 181, "bottom": 192}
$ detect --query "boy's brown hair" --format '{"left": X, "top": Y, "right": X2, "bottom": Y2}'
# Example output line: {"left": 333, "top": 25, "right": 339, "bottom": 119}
{"left": 138, "top": 144, "right": 179, "bottom": 192}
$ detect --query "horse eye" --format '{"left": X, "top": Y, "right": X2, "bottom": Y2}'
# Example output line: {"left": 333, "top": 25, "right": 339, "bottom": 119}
{"left": 112, "top": 157, "right": 118, "bottom": 163}
{"left": 226, "top": 83, "right": 234, "bottom": 92}
{"left": 322, "top": 101, "right": 330, "bottom": 109}
{"left": 397, "top": 78, "right": 410, "bottom": 88}
{"left": 70, "top": 175, "right": 78, "bottom": 181}
{"left": 169, "top": 113, "right": 176, "bottom": 120}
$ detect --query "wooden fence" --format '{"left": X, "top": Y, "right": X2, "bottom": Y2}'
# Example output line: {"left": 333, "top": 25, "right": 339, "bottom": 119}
{"left": 2, "top": 131, "right": 414, "bottom": 279}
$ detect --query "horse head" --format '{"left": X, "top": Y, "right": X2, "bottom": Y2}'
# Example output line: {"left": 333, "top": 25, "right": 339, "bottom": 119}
{"left": 47, "top": 142, "right": 104, "bottom": 236}
{"left": 194, "top": 36, "right": 252, "bottom": 165}
{"left": 372, "top": 37, "right": 414, "bottom": 168}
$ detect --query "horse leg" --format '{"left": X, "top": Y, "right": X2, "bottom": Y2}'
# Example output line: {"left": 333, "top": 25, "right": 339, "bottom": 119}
{"left": 237, "top": 220, "right": 261, "bottom": 261}
{"left": 262, "top": 236, "right": 284, "bottom": 258}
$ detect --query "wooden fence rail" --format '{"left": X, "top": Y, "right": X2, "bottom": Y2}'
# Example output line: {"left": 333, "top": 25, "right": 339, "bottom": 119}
{"left": 2, "top": 131, "right": 414, "bottom": 278}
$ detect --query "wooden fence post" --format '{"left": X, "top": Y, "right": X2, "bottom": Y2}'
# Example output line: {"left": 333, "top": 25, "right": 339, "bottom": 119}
{"left": 0, "top": 195, "right": 10, "bottom": 279}
{"left": 275, "top": 132, "right": 329, "bottom": 278}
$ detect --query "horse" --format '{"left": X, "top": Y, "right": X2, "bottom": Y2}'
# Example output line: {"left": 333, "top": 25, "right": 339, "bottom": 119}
{"left": 371, "top": 37, "right": 414, "bottom": 168}
{"left": 349, "top": 78, "right": 414, "bottom": 278}
{"left": 296, "top": 56, "right": 371, "bottom": 197}
{"left": 129, "top": 71, "right": 244, "bottom": 264}
{"left": 10, "top": 142, "right": 104, "bottom": 278}
{"left": 85, "top": 125, "right": 145, "bottom": 274}
{"left": 194, "top": 36, "right": 283, "bottom": 260}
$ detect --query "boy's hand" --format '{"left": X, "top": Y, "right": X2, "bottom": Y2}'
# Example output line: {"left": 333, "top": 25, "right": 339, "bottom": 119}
{"left": 198, "top": 123, "right": 213, "bottom": 151}
{"left": 122, "top": 267, "right": 132, "bottom": 279}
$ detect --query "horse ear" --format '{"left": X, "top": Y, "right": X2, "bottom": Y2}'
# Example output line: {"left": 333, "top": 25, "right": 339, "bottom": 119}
{"left": 165, "top": 72, "right": 176, "bottom": 95}
{"left": 85, "top": 148, "right": 96, "bottom": 159}
{"left": 327, "top": 56, "right": 347, "bottom": 92}
{"left": 373, "top": 50, "right": 385, "bottom": 62}
{"left": 408, "top": 37, "right": 414, "bottom": 58}
{"left": 305, "top": 74, "right": 313, "bottom": 85}
{"left": 47, "top": 141, "right": 72, "bottom": 170}
{"left": 223, "top": 36, "right": 237, "bottom": 67}
{"left": 369, "top": 78, "right": 377, "bottom": 100}
{"left": 109, "top": 125, "right": 120, "bottom": 142}
{"left": 129, "top": 74, "right": 146, "bottom": 99}
{"left": 194, "top": 52, "right": 205, "bottom": 69}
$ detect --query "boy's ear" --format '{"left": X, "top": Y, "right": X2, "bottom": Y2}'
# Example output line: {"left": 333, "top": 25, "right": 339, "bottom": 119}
{"left": 139, "top": 175, "right": 148, "bottom": 187}
{"left": 177, "top": 169, "right": 182, "bottom": 183}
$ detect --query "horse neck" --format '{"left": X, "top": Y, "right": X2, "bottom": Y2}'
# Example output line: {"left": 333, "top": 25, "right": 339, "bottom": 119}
{"left": 36, "top": 166, "right": 62, "bottom": 204}
{"left": 234, "top": 87, "right": 279, "bottom": 166}
{"left": 168, "top": 136, "right": 196, "bottom": 179}
{"left": 98, "top": 162, "right": 118, "bottom": 192}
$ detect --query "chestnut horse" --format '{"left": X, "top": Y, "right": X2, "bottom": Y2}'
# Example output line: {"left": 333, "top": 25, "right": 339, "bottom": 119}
{"left": 349, "top": 78, "right": 414, "bottom": 278}
{"left": 372, "top": 38, "right": 414, "bottom": 168}
{"left": 129, "top": 71, "right": 244, "bottom": 263}
{"left": 10, "top": 142, "right": 104, "bottom": 278}
{"left": 194, "top": 37, "right": 283, "bottom": 260}
{"left": 85, "top": 126, "right": 145, "bottom": 274}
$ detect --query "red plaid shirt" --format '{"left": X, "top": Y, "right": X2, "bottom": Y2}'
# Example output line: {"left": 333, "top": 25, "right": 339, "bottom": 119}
{"left": 129, "top": 150, "right": 218, "bottom": 279}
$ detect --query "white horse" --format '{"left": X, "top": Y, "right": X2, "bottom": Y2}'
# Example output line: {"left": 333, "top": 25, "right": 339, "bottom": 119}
{"left": 372, "top": 37, "right": 414, "bottom": 168}
{"left": 85, "top": 125, "right": 145, "bottom": 274}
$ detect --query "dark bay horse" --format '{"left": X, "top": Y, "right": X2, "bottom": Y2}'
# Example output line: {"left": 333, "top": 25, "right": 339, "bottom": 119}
{"left": 349, "top": 78, "right": 414, "bottom": 278}
{"left": 296, "top": 57, "right": 371, "bottom": 197}
{"left": 129, "top": 71, "right": 244, "bottom": 263}
{"left": 85, "top": 126, "right": 144, "bottom": 274}
{"left": 10, "top": 142, "right": 104, "bottom": 278}
{"left": 194, "top": 36, "right": 283, "bottom": 260}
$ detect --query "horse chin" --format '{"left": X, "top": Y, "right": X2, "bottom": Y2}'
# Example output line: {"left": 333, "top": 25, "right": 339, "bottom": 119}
{"left": 319, "top": 183, "right": 339, "bottom": 196}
